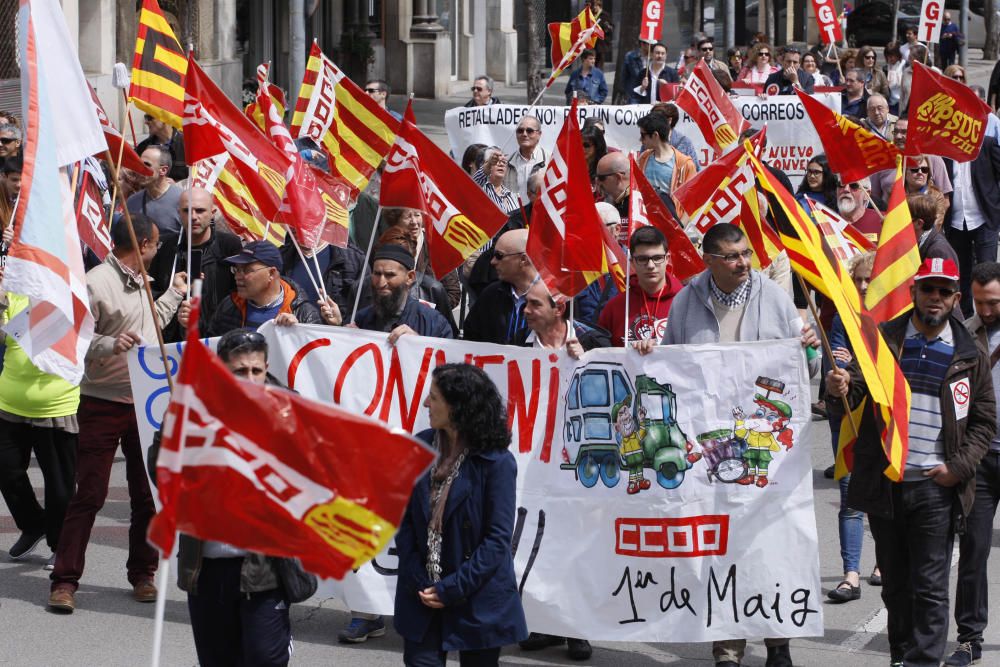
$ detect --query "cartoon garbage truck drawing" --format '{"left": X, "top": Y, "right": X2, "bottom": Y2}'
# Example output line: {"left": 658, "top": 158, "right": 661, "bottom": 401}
{"left": 559, "top": 362, "right": 701, "bottom": 491}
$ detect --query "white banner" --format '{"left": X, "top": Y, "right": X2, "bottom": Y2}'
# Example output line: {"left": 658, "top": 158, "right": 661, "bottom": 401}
{"left": 445, "top": 95, "right": 841, "bottom": 188}
{"left": 128, "top": 325, "right": 822, "bottom": 642}
{"left": 918, "top": 0, "right": 945, "bottom": 43}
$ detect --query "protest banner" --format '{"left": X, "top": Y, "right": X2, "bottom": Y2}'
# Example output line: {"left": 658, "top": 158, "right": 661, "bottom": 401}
{"left": 444, "top": 94, "right": 841, "bottom": 188}
{"left": 128, "top": 325, "right": 822, "bottom": 642}
{"left": 811, "top": 0, "right": 843, "bottom": 44}
{"left": 918, "top": 0, "right": 944, "bottom": 43}
{"left": 640, "top": 0, "right": 663, "bottom": 42}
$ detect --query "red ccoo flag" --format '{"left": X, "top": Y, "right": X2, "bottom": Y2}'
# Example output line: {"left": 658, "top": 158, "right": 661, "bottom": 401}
{"left": 675, "top": 60, "right": 749, "bottom": 156}
{"left": 629, "top": 155, "right": 705, "bottom": 281}
{"left": 906, "top": 61, "right": 992, "bottom": 162}
{"left": 148, "top": 305, "right": 436, "bottom": 578}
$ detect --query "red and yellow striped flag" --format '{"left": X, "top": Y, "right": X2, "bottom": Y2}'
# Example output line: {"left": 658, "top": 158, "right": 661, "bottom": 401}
{"left": 291, "top": 43, "right": 399, "bottom": 200}
{"left": 546, "top": 7, "right": 605, "bottom": 85}
{"left": 130, "top": 0, "right": 187, "bottom": 128}
{"left": 750, "top": 152, "right": 911, "bottom": 481}
{"left": 835, "top": 397, "right": 868, "bottom": 479}
{"left": 865, "top": 164, "right": 921, "bottom": 322}
{"left": 191, "top": 154, "right": 286, "bottom": 247}
{"left": 245, "top": 63, "right": 287, "bottom": 133}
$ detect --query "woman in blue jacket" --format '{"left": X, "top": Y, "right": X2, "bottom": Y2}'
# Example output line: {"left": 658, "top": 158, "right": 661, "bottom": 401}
{"left": 394, "top": 363, "right": 527, "bottom": 666}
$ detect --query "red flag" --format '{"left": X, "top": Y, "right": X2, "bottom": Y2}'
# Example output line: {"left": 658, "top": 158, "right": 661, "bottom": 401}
{"left": 797, "top": 90, "right": 901, "bottom": 182}
{"left": 75, "top": 160, "right": 113, "bottom": 260}
{"left": 182, "top": 57, "right": 291, "bottom": 221}
{"left": 89, "top": 87, "right": 151, "bottom": 176}
{"left": 148, "top": 309, "right": 435, "bottom": 578}
{"left": 906, "top": 61, "right": 992, "bottom": 162}
{"left": 675, "top": 61, "right": 749, "bottom": 156}
{"left": 381, "top": 103, "right": 507, "bottom": 277}
{"left": 673, "top": 141, "right": 755, "bottom": 232}
{"left": 629, "top": 155, "right": 705, "bottom": 281}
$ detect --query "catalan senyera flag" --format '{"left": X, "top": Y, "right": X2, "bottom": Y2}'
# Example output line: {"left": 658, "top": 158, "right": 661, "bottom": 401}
{"left": 864, "top": 164, "right": 920, "bottom": 322}
{"left": 906, "top": 61, "right": 993, "bottom": 162}
{"left": 675, "top": 61, "right": 749, "bottom": 156}
{"left": 750, "top": 151, "right": 911, "bottom": 481}
{"left": 183, "top": 56, "right": 291, "bottom": 222}
{"left": 835, "top": 397, "right": 868, "bottom": 479}
{"left": 807, "top": 199, "right": 876, "bottom": 263}
{"left": 148, "top": 302, "right": 435, "bottom": 578}
{"left": 130, "top": 0, "right": 187, "bottom": 128}
{"left": 380, "top": 103, "right": 507, "bottom": 277}
{"left": 291, "top": 43, "right": 399, "bottom": 200}
{"left": 629, "top": 155, "right": 705, "bottom": 281}
{"left": 245, "top": 63, "right": 287, "bottom": 133}
{"left": 547, "top": 6, "right": 605, "bottom": 83}
{"left": 191, "top": 154, "right": 286, "bottom": 247}
{"left": 797, "top": 90, "right": 900, "bottom": 183}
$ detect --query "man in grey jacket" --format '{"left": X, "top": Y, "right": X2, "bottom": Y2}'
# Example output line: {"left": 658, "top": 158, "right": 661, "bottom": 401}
{"left": 641, "top": 223, "right": 819, "bottom": 667}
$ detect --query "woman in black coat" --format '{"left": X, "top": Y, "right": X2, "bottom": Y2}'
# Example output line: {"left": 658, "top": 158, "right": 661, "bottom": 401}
{"left": 394, "top": 364, "right": 527, "bottom": 666}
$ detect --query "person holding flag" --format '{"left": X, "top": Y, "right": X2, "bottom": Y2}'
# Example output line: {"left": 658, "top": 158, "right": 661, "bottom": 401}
{"left": 630, "top": 42, "right": 679, "bottom": 104}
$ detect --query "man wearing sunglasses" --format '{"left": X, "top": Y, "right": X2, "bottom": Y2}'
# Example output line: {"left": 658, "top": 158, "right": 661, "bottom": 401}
{"left": 464, "top": 75, "right": 501, "bottom": 107}
{"left": 364, "top": 79, "right": 401, "bottom": 121}
{"left": 504, "top": 116, "right": 546, "bottom": 203}
{"left": 135, "top": 113, "right": 186, "bottom": 181}
{"left": 0, "top": 123, "right": 21, "bottom": 159}
{"left": 836, "top": 176, "right": 882, "bottom": 238}
{"left": 827, "top": 257, "right": 994, "bottom": 667}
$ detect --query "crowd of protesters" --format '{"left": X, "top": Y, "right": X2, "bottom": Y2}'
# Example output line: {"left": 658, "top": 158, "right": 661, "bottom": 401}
{"left": 2, "top": 14, "right": 1000, "bottom": 667}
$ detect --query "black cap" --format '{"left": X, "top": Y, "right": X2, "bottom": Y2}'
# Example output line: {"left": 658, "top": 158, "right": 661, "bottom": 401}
{"left": 224, "top": 240, "right": 283, "bottom": 271}
{"left": 372, "top": 244, "right": 415, "bottom": 271}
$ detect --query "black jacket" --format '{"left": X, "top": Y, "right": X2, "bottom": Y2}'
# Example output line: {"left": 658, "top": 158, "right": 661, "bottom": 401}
{"left": 944, "top": 136, "right": 1000, "bottom": 232}
{"left": 467, "top": 208, "right": 530, "bottom": 299}
{"left": 919, "top": 227, "right": 959, "bottom": 264}
{"left": 763, "top": 68, "right": 814, "bottom": 96}
{"left": 463, "top": 280, "right": 526, "bottom": 345}
{"left": 355, "top": 296, "right": 454, "bottom": 339}
{"left": 207, "top": 277, "right": 323, "bottom": 337}
{"left": 280, "top": 239, "right": 366, "bottom": 316}
{"left": 349, "top": 272, "right": 458, "bottom": 337}
{"left": 148, "top": 228, "right": 242, "bottom": 341}
{"left": 845, "top": 313, "right": 995, "bottom": 527}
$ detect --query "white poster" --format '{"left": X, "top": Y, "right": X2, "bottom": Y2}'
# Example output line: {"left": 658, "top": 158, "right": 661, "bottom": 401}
{"left": 128, "top": 325, "right": 822, "bottom": 642}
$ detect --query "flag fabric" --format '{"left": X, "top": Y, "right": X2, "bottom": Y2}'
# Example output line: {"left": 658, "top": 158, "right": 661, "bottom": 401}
{"left": 797, "top": 90, "right": 901, "bottom": 182}
{"left": 129, "top": 0, "right": 187, "bottom": 128}
{"left": 906, "top": 61, "right": 993, "bottom": 162}
{"left": 547, "top": 7, "right": 605, "bottom": 84}
{"left": 3, "top": 0, "right": 107, "bottom": 384}
{"left": 291, "top": 43, "right": 399, "bottom": 201}
{"left": 628, "top": 155, "right": 705, "bottom": 281}
{"left": 675, "top": 61, "right": 749, "bottom": 156}
{"left": 834, "top": 397, "right": 868, "bottom": 479}
{"left": 750, "top": 151, "right": 911, "bottom": 481}
{"left": 245, "top": 63, "right": 287, "bottom": 133}
{"left": 190, "top": 154, "right": 286, "bottom": 246}
{"left": 148, "top": 309, "right": 435, "bottom": 578}
{"left": 806, "top": 199, "right": 875, "bottom": 263}
{"left": 75, "top": 158, "right": 113, "bottom": 261}
{"left": 380, "top": 107, "right": 508, "bottom": 278}
{"left": 864, "top": 164, "right": 921, "bottom": 321}
{"left": 89, "top": 87, "right": 151, "bottom": 176}
{"left": 183, "top": 56, "right": 291, "bottom": 221}
{"left": 526, "top": 98, "right": 612, "bottom": 298}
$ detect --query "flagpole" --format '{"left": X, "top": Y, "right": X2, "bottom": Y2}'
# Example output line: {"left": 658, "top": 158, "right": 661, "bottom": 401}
{"left": 795, "top": 273, "right": 859, "bottom": 438}
{"left": 862, "top": 187, "right": 886, "bottom": 220}
{"left": 624, "top": 248, "right": 631, "bottom": 346}
{"left": 103, "top": 150, "right": 175, "bottom": 392}
{"left": 185, "top": 171, "right": 194, "bottom": 286}
{"left": 112, "top": 63, "right": 139, "bottom": 146}
{"left": 149, "top": 555, "right": 171, "bottom": 667}
{"left": 350, "top": 206, "right": 381, "bottom": 325}
{"left": 287, "top": 232, "right": 326, "bottom": 302}
{"left": 309, "top": 243, "right": 330, "bottom": 302}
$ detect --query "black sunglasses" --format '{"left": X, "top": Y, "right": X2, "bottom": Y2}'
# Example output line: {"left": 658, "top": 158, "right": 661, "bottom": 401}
{"left": 918, "top": 284, "right": 958, "bottom": 297}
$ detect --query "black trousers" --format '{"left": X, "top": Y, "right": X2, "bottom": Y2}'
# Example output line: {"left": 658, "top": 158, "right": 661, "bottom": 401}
{"left": 945, "top": 224, "right": 1000, "bottom": 317}
{"left": 869, "top": 479, "right": 956, "bottom": 666}
{"left": 955, "top": 451, "right": 1000, "bottom": 644}
{"left": 187, "top": 557, "right": 292, "bottom": 667}
{"left": 403, "top": 611, "right": 502, "bottom": 667}
{"left": 0, "top": 418, "right": 77, "bottom": 549}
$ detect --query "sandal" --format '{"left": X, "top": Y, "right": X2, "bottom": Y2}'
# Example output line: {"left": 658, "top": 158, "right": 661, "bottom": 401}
{"left": 827, "top": 580, "right": 861, "bottom": 603}
{"left": 869, "top": 567, "right": 882, "bottom": 586}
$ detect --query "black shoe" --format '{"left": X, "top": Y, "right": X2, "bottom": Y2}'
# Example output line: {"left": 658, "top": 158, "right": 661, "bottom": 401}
{"left": 824, "top": 464, "right": 836, "bottom": 479}
{"left": 567, "top": 638, "right": 592, "bottom": 660}
{"left": 716, "top": 662, "right": 740, "bottom": 667}
{"left": 9, "top": 531, "right": 45, "bottom": 560}
{"left": 869, "top": 567, "right": 882, "bottom": 586}
{"left": 518, "top": 633, "right": 566, "bottom": 651}
{"left": 944, "top": 641, "right": 982, "bottom": 666}
{"left": 827, "top": 580, "right": 861, "bottom": 603}
{"left": 765, "top": 643, "right": 793, "bottom": 667}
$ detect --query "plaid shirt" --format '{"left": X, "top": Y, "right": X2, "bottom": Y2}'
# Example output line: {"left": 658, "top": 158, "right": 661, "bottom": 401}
{"left": 709, "top": 276, "right": 752, "bottom": 308}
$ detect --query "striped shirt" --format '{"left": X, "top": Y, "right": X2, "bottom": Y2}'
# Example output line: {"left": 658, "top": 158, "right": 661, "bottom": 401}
{"left": 900, "top": 321, "right": 954, "bottom": 480}
{"left": 473, "top": 167, "right": 520, "bottom": 215}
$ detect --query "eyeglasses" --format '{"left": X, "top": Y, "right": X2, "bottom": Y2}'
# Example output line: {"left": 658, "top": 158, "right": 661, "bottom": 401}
{"left": 582, "top": 142, "right": 593, "bottom": 148}
{"left": 516, "top": 128, "right": 538, "bottom": 135}
{"left": 909, "top": 166, "right": 930, "bottom": 174}
{"left": 596, "top": 171, "right": 622, "bottom": 180}
{"left": 180, "top": 207, "right": 210, "bottom": 214}
{"left": 837, "top": 182, "right": 862, "bottom": 190}
{"left": 218, "top": 330, "right": 267, "bottom": 356}
{"left": 364, "top": 87, "right": 383, "bottom": 94}
{"left": 633, "top": 254, "right": 668, "bottom": 266}
{"left": 806, "top": 168, "right": 825, "bottom": 176}
{"left": 918, "top": 284, "right": 958, "bottom": 297}
{"left": 864, "top": 54, "right": 876, "bottom": 60}
{"left": 758, "top": 51, "right": 770, "bottom": 57}
{"left": 701, "top": 46, "right": 714, "bottom": 52}
{"left": 231, "top": 265, "right": 270, "bottom": 276}
{"left": 492, "top": 250, "right": 525, "bottom": 261}
{"left": 0, "top": 137, "right": 16, "bottom": 144}
{"left": 471, "top": 86, "right": 485, "bottom": 92}
{"left": 706, "top": 249, "right": 754, "bottom": 263}
{"left": 952, "top": 75, "right": 966, "bottom": 81}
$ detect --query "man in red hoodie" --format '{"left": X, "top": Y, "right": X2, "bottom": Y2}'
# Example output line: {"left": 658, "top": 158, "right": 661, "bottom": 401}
{"left": 598, "top": 226, "right": 683, "bottom": 346}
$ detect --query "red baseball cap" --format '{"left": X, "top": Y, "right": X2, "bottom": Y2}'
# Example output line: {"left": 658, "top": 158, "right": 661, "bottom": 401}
{"left": 914, "top": 257, "right": 959, "bottom": 282}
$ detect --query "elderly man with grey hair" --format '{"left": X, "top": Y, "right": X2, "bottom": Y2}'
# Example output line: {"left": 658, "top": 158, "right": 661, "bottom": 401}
{"left": 505, "top": 115, "right": 546, "bottom": 203}
{"left": 465, "top": 75, "right": 501, "bottom": 107}
{"left": 861, "top": 93, "right": 896, "bottom": 140}
{"left": 0, "top": 123, "right": 21, "bottom": 158}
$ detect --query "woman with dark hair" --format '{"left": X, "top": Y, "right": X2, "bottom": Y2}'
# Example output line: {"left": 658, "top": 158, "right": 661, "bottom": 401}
{"left": 394, "top": 364, "right": 527, "bottom": 666}
{"left": 726, "top": 47, "right": 744, "bottom": 82}
{"left": 581, "top": 125, "right": 607, "bottom": 201}
{"left": 857, "top": 46, "right": 890, "bottom": 98}
{"left": 460, "top": 143, "right": 487, "bottom": 177}
{"left": 884, "top": 41, "right": 904, "bottom": 113}
{"left": 796, "top": 155, "right": 838, "bottom": 208}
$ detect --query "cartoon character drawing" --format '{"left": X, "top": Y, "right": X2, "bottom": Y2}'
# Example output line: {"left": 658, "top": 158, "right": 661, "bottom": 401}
{"left": 613, "top": 396, "right": 651, "bottom": 494}
{"left": 732, "top": 376, "right": 794, "bottom": 488}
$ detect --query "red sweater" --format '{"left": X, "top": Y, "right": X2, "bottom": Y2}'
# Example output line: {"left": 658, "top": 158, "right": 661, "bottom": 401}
{"left": 598, "top": 273, "right": 684, "bottom": 346}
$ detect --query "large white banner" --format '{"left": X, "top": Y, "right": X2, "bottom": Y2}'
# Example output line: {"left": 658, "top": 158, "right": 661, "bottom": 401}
{"left": 128, "top": 325, "right": 822, "bottom": 642}
{"left": 444, "top": 95, "right": 841, "bottom": 188}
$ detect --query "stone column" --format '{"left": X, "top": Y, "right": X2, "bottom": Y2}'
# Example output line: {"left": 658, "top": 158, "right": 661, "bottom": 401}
{"left": 411, "top": 0, "right": 444, "bottom": 34}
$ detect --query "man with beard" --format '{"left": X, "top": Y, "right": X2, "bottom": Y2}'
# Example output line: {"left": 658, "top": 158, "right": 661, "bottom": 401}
{"left": 827, "top": 258, "right": 995, "bottom": 667}
{"left": 943, "top": 262, "right": 1000, "bottom": 667}
{"left": 836, "top": 176, "right": 882, "bottom": 239}
{"left": 354, "top": 244, "right": 453, "bottom": 340}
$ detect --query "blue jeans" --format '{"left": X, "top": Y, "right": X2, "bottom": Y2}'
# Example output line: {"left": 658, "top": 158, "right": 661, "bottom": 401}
{"left": 869, "top": 479, "right": 956, "bottom": 666}
{"left": 829, "top": 419, "right": 864, "bottom": 574}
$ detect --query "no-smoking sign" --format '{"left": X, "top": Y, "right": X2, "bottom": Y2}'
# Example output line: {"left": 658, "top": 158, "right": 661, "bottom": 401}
{"left": 951, "top": 378, "right": 971, "bottom": 420}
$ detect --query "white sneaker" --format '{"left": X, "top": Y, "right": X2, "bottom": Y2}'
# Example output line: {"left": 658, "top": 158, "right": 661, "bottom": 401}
{"left": 44, "top": 553, "right": 55, "bottom": 570}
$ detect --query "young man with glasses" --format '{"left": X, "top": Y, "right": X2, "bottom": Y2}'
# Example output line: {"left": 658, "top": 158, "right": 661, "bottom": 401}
{"left": 464, "top": 75, "right": 500, "bottom": 107}
{"left": 828, "top": 257, "right": 994, "bottom": 667}
{"left": 126, "top": 145, "right": 183, "bottom": 235}
{"left": 841, "top": 68, "right": 869, "bottom": 117}
{"left": 504, "top": 116, "right": 546, "bottom": 203}
{"left": 364, "top": 79, "right": 401, "bottom": 121}
{"left": 697, "top": 38, "right": 730, "bottom": 78}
